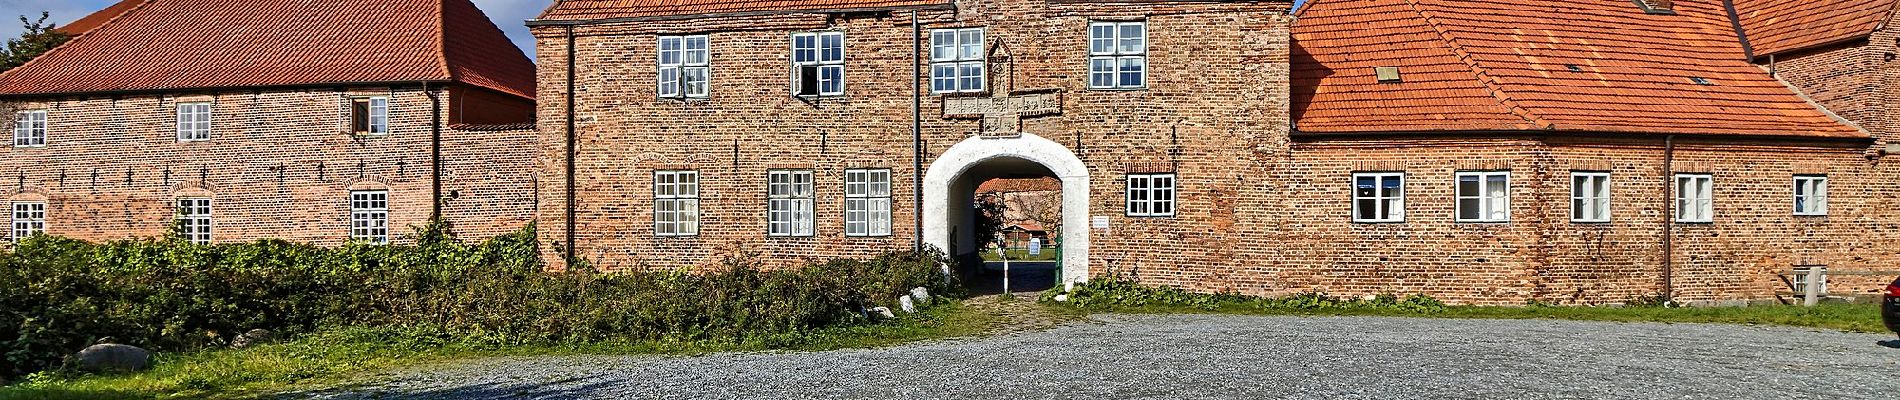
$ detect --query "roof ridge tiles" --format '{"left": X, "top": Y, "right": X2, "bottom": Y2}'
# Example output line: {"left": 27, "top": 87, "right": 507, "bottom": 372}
{"left": 1403, "top": 0, "right": 1552, "bottom": 130}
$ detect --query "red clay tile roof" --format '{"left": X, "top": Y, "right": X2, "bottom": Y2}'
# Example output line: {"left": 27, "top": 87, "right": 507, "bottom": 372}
{"left": 1292, "top": 0, "right": 1866, "bottom": 138}
{"left": 538, "top": 0, "right": 954, "bottom": 21}
{"left": 1732, "top": 0, "right": 1899, "bottom": 56}
{"left": 977, "top": 177, "right": 1062, "bottom": 194}
{"left": 0, "top": 0, "right": 534, "bottom": 99}
{"left": 54, "top": 0, "right": 148, "bottom": 36}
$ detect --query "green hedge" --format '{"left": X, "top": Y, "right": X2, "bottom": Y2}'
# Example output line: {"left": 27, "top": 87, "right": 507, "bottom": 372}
{"left": 0, "top": 224, "right": 958, "bottom": 379}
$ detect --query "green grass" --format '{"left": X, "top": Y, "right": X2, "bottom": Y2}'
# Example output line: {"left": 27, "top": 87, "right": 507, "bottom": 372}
{"left": 979, "top": 248, "right": 1059, "bottom": 261}
{"left": 0, "top": 302, "right": 999, "bottom": 400}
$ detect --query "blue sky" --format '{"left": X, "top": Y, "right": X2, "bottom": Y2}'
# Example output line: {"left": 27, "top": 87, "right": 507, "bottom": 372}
{"left": 1, "top": 0, "right": 1311, "bottom": 58}
{"left": 0, "top": 0, "right": 546, "bottom": 56}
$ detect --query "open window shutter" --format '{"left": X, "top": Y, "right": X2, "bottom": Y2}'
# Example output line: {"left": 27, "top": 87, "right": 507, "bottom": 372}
{"left": 351, "top": 100, "right": 370, "bottom": 133}
{"left": 798, "top": 65, "right": 820, "bottom": 96}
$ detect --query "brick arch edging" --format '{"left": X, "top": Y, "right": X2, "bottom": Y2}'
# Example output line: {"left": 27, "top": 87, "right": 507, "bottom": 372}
{"left": 922, "top": 133, "right": 1090, "bottom": 288}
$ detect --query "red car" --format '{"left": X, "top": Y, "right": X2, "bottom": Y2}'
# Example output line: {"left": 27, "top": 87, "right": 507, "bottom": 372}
{"left": 1885, "top": 277, "right": 1900, "bottom": 337}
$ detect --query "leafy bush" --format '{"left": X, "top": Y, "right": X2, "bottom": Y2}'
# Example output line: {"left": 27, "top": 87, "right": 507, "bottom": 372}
{"left": 1045, "top": 278, "right": 1446, "bottom": 313}
{"left": 0, "top": 223, "right": 958, "bottom": 379}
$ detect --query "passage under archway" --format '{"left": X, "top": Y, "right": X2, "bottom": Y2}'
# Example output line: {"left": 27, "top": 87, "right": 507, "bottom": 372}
{"left": 923, "top": 133, "right": 1089, "bottom": 288}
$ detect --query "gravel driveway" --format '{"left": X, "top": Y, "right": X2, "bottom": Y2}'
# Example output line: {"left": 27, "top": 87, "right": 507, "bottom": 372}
{"left": 298, "top": 314, "right": 1900, "bottom": 399}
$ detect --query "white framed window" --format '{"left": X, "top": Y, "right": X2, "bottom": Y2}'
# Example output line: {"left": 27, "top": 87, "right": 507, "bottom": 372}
{"left": 1674, "top": 174, "right": 1713, "bottom": 223}
{"left": 792, "top": 31, "right": 845, "bottom": 96}
{"left": 1570, "top": 172, "right": 1611, "bottom": 223}
{"left": 845, "top": 169, "right": 892, "bottom": 237}
{"left": 655, "top": 170, "right": 701, "bottom": 237}
{"left": 1791, "top": 266, "right": 1827, "bottom": 296}
{"left": 768, "top": 170, "right": 815, "bottom": 237}
{"left": 1793, "top": 175, "right": 1828, "bottom": 216}
{"left": 1455, "top": 171, "right": 1510, "bottom": 222}
{"left": 350, "top": 191, "right": 389, "bottom": 244}
{"left": 1125, "top": 173, "right": 1176, "bottom": 217}
{"left": 1088, "top": 21, "right": 1147, "bottom": 89}
{"left": 14, "top": 110, "right": 46, "bottom": 147}
{"left": 930, "top": 28, "right": 985, "bottom": 94}
{"left": 176, "top": 102, "right": 211, "bottom": 141}
{"left": 176, "top": 198, "right": 212, "bottom": 244}
{"left": 351, "top": 97, "right": 389, "bottom": 135}
{"left": 659, "top": 35, "right": 710, "bottom": 99}
{"left": 1353, "top": 173, "right": 1405, "bottom": 223}
{"left": 10, "top": 201, "right": 45, "bottom": 243}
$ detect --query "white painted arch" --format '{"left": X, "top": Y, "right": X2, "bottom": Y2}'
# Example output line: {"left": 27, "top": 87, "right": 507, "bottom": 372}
{"left": 923, "top": 133, "right": 1090, "bottom": 286}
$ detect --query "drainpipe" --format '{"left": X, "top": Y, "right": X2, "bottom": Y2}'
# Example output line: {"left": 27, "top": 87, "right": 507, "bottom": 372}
{"left": 564, "top": 25, "right": 579, "bottom": 266}
{"left": 427, "top": 82, "right": 442, "bottom": 222}
{"left": 1661, "top": 135, "right": 1676, "bottom": 302}
{"left": 911, "top": 11, "right": 925, "bottom": 251}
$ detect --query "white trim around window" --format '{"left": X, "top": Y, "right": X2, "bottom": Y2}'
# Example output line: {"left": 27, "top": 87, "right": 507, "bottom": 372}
{"left": 13, "top": 109, "right": 46, "bottom": 147}
{"left": 1125, "top": 173, "right": 1176, "bottom": 217}
{"left": 658, "top": 34, "right": 710, "bottom": 99}
{"left": 844, "top": 169, "right": 892, "bottom": 237}
{"left": 655, "top": 170, "right": 701, "bottom": 237}
{"left": 1674, "top": 174, "right": 1713, "bottom": 223}
{"left": 1570, "top": 172, "right": 1611, "bottom": 223}
{"left": 1454, "top": 171, "right": 1511, "bottom": 223}
{"left": 1352, "top": 172, "right": 1405, "bottom": 223}
{"left": 176, "top": 102, "right": 211, "bottom": 141}
{"left": 929, "top": 28, "right": 986, "bottom": 94}
{"left": 768, "top": 170, "right": 815, "bottom": 237}
{"left": 791, "top": 31, "right": 846, "bottom": 97}
{"left": 1793, "top": 175, "right": 1828, "bottom": 216}
{"left": 349, "top": 191, "right": 389, "bottom": 244}
{"left": 10, "top": 201, "right": 45, "bottom": 243}
{"left": 176, "top": 198, "right": 212, "bottom": 244}
{"left": 1087, "top": 21, "right": 1147, "bottom": 90}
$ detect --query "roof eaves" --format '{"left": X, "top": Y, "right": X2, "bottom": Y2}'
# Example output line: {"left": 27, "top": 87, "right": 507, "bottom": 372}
{"left": 527, "top": 4, "right": 960, "bottom": 26}
{"left": 1403, "top": 0, "right": 1552, "bottom": 131}
{"left": 0, "top": 79, "right": 458, "bottom": 99}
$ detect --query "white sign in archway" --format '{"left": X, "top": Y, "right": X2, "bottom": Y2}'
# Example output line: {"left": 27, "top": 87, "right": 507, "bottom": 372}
{"left": 922, "top": 132, "right": 1090, "bottom": 285}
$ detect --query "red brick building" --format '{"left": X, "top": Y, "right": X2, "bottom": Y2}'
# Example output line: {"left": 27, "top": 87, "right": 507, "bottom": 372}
{"left": 529, "top": 0, "right": 1899, "bottom": 304}
{"left": 0, "top": 0, "right": 539, "bottom": 246}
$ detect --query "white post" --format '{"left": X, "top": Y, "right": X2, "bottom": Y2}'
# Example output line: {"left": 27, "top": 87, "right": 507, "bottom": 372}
{"left": 1803, "top": 267, "right": 1824, "bottom": 307}
{"left": 1001, "top": 246, "right": 1011, "bottom": 295}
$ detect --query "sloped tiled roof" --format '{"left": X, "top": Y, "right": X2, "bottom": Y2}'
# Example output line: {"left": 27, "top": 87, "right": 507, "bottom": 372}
{"left": 1732, "top": 0, "right": 1898, "bottom": 56}
{"left": 539, "top": 0, "right": 954, "bottom": 21}
{"left": 1292, "top": 0, "right": 1866, "bottom": 138}
{"left": 0, "top": 0, "right": 534, "bottom": 99}
{"left": 54, "top": 0, "right": 148, "bottom": 36}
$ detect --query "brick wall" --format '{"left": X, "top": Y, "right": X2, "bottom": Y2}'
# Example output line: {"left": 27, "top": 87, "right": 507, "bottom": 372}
{"left": 0, "top": 84, "right": 537, "bottom": 246}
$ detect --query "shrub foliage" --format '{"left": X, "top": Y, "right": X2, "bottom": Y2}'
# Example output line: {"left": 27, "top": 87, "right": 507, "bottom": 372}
{"left": 0, "top": 224, "right": 957, "bottom": 379}
{"left": 1046, "top": 278, "right": 1447, "bottom": 313}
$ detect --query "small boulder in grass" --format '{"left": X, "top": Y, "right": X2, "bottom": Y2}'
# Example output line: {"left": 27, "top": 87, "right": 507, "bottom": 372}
{"left": 75, "top": 343, "right": 152, "bottom": 373}
{"left": 899, "top": 295, "right": 918, "bottom": 314}
{"left": 231, "top": 329, "right": 274, "bottom": 349}
{"left": 869, "top": 306, "right": 896, "bottom": 319}
{"left": 910, "top": 287, "right": 931, "bottom": 304}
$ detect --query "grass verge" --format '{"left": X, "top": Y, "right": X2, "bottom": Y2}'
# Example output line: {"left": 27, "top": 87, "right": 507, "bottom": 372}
{"left": 1046, "top": 279, "right": 1889, "bottom": 334}
{"left": 0, "top": 302, "right": 998, "bottom": 400}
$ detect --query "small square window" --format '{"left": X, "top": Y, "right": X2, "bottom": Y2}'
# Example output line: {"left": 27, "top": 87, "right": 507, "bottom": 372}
{"left": 1087, "top": 21, "right": 1147, "bottom": 90}
{"left": 659, "top": 35, "right": 711, "bottom": 99}
{"left": 656, "top": 170, "right": 701, "bottom": 237}
{"left": 1674, "top": 174, "right": 1713, "bottom": 223}
{"left": 1794, "top": 175, "right": 1827, "bottom": 216}
{"left": 1353, "top": 173, "right": 1404, "bottom": 223}
{"left": 929, "top": 28, "right": 986, "bottom": 94}
{"left": 350, "top": 191, "right": 389, "bottom": 244}
{"left": 792, "top": 32, "right": 846, "bottom": 97}
{"left": 10, "top": 201, "right": 45, "bottom": 243}
{"left": 1125, "top": 173, "right": 1176, "bottom": 217}
{"left": 351, "top": 97, "right": 389, "bottom": 135}
{"left": 1455, "top": 171, "right": 1510, "bottom": 223}
{"left": 176, "top": 198, "right": 212, "bottom": 244}
{"left": 13, "top": 110, "right": 46, "bottom": 147}
{"left": 176, "top": 102, "right": 211, "bottom": 141}
{"left": 1570, "top": 172, "right": 1611, "bottom": 223}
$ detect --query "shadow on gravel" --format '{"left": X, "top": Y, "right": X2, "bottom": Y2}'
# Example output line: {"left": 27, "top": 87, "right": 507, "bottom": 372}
{"left": 307, "top": 377, "right": 618, "bottom": 400}
{"left": 1878, "top": 340, "right": 1900, "bottom": 349}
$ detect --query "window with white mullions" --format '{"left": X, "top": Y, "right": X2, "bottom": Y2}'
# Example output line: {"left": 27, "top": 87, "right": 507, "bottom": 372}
{"left": 10, "top": 202, "right": 44, "bottom": 243}
{"left": 14, "top": 110, "right": 46, "bottom": 147}
{"left": 930, "top": 28, "right": 985, "bottom": 94}
{"left": 792, "top": 32, "right": 845, "bottom": 96}
{"left": 658, "top": 35, "right": 710, "bottom": 98}
{"left": 845, "top": 169, "right": 891, "bottom": 237}
{"left": 176, "top": 102, "right": 211, "bottom": 141}
{"left": 1088, "top": 21, "right": 1146, "bottom": 89}
{"left": 1570, "top": 172, "right": 1611, "bottom": 223}
{"left": 176, "top": 198, "right": 212, "bottom": 244}
{"left": 350, "top": 191, "right": 389, "bottom": 244}
{"left": 350, "top": 97, "right": 388, "bottom": 136}
{"left": 768, "top": 170, "right": 815, "bottom": 237}
{"left": 1793, "top": 175, "right": 1827, "bottom": 216}
{"left": 654, "top": 170, "right": 701, "bottom": 237}
{"left": 1455, "top": 171, "right": 1511, "bottom": 222}
{"left": 1674, "top": 174, "right": 1713, "bottom": 223}
{"left": 1353, "top": 173, "right": 1405, "bottom": 223}
{"left": 1125, "top": 173, "right": 1175, "bottom": 217}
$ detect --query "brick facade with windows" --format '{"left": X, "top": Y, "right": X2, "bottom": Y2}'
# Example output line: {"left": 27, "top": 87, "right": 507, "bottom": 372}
{"left": 0, "top": 0, "right": 539, "bottom": 246}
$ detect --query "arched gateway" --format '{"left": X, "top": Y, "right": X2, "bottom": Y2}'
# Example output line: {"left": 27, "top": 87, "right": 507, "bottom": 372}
{"left": 922, "top": 133, "right": 1090, "bottom": 287}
